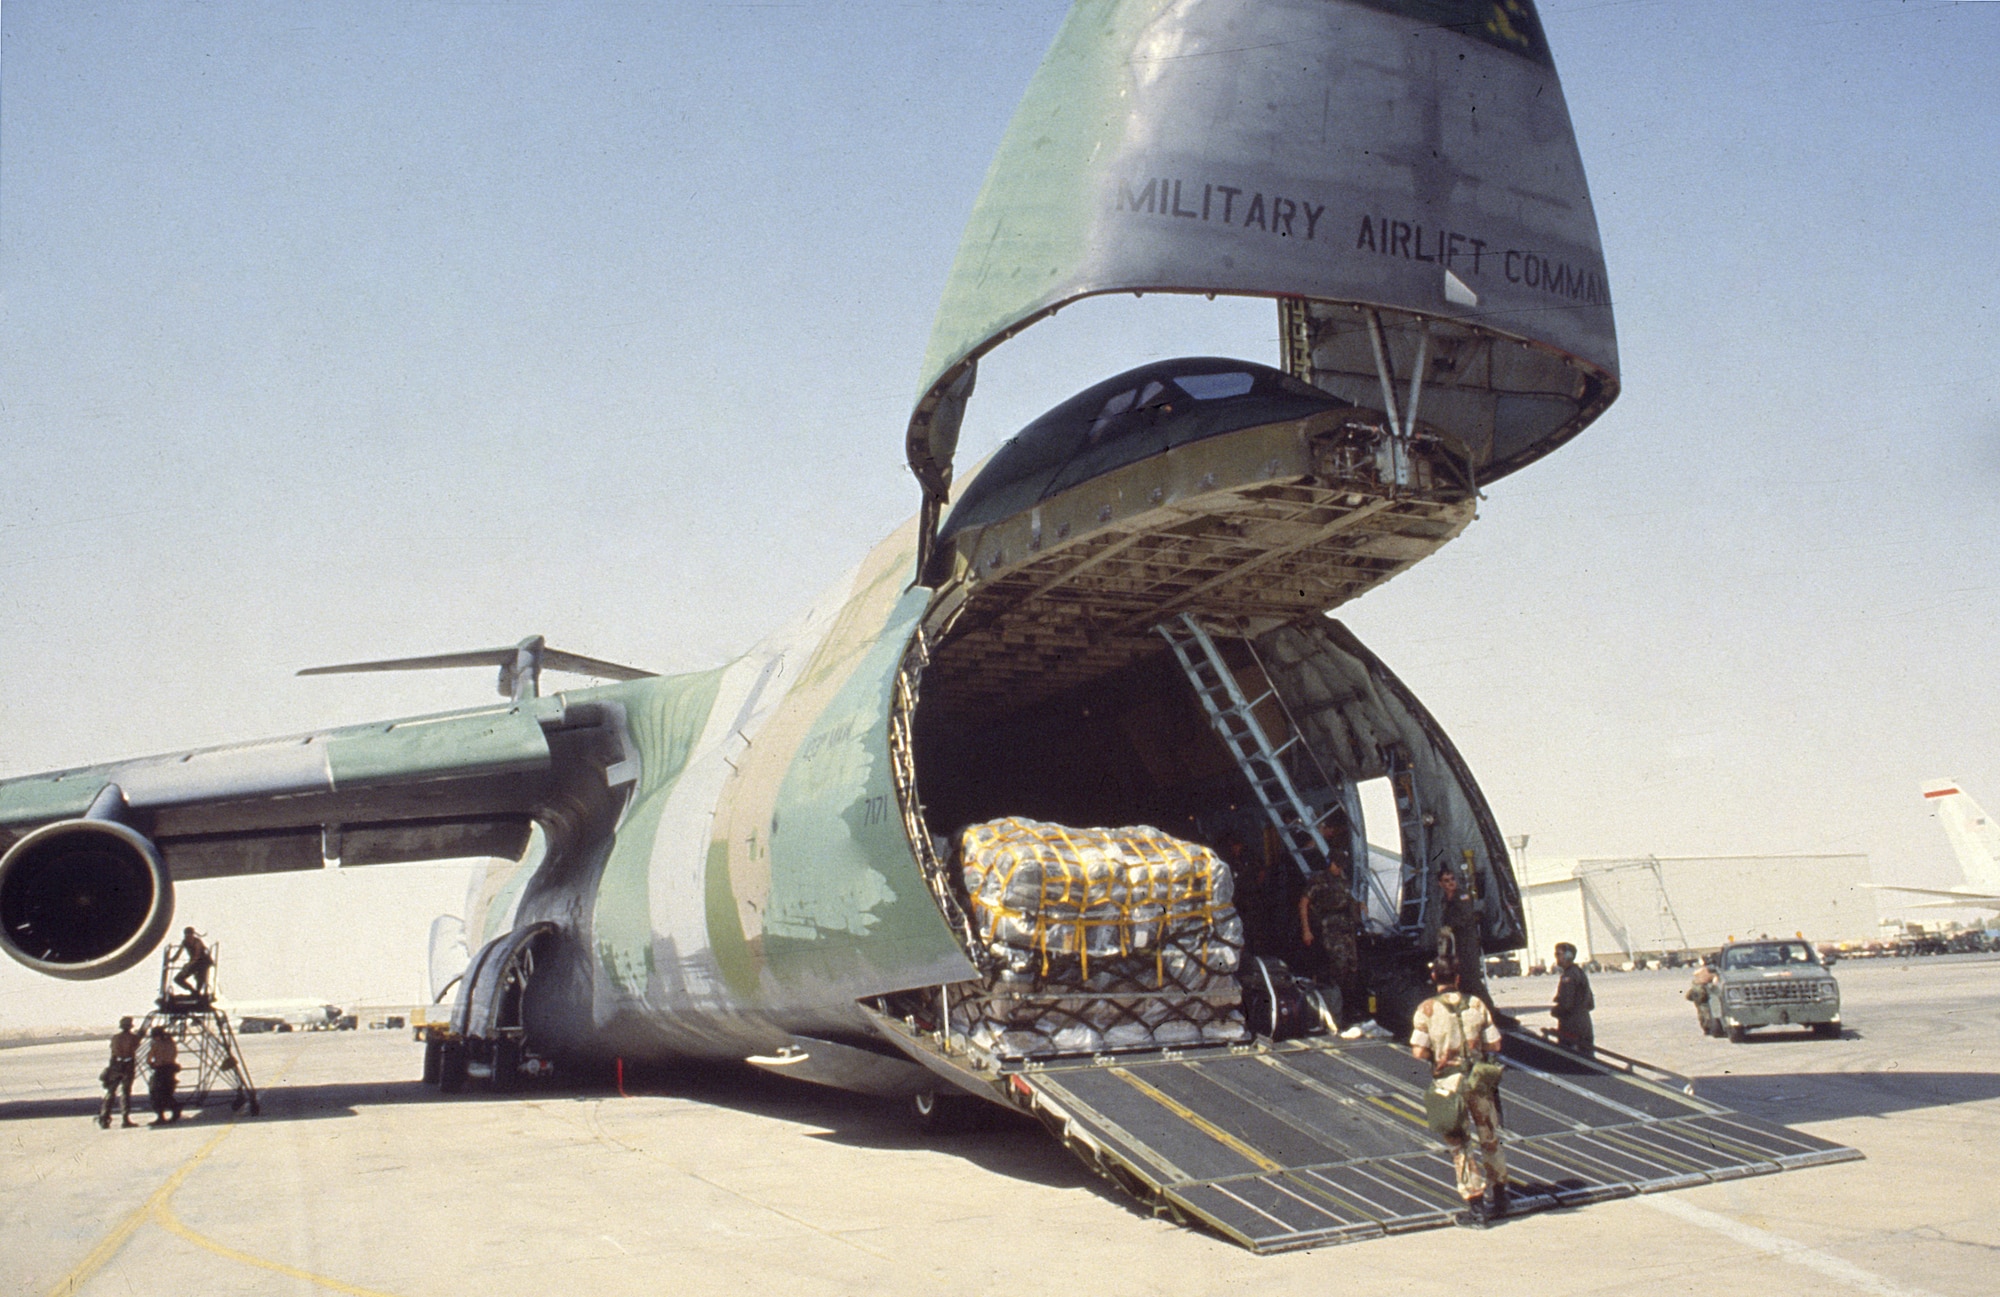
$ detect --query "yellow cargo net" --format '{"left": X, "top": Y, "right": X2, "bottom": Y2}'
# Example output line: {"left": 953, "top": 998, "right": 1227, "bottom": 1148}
{"left": 960, "top": 817, "right": 1229, "bottom": 978}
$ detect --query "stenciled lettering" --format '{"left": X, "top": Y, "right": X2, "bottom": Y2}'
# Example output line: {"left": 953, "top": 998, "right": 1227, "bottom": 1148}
{"left": 1117, "top": 178, "right": 1159, "bottom": 214}
{"left": 1110, "top": 172, "right": 1332, "bottom": 243}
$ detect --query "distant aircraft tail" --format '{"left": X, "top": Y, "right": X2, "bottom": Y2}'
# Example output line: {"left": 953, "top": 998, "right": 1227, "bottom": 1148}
{"left": 1922, "top": 781, "right": 2000, "bottom": 895}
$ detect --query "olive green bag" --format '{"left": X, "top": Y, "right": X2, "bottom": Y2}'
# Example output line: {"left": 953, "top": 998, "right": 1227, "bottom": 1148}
{"left": 1423, "top": 1073, "right": 1466, "bottom": 1136}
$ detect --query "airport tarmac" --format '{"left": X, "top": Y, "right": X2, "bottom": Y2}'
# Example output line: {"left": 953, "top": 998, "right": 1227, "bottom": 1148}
{"left": 4, "top": 955, "right": 1995, "bottom": 1297}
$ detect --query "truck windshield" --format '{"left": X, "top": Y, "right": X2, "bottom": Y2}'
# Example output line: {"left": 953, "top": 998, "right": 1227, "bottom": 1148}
{"left": 1723, "top": 942, "right": 1817, "bottom": 970}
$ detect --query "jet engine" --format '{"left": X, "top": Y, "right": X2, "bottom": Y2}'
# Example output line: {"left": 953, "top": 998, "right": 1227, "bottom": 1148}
{"left": 0, "top": 817, "right": 174, "bottom": 979}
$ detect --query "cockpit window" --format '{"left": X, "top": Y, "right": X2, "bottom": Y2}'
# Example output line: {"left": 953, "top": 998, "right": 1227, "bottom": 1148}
{"left": 1088, "top": 388, "right": 1138, "bottom": 438}
{"left": 1176, "top": 371, "right": 1255, "bottom": 400}
{"left": 938, "top": 357, "right": 1348, "bottom": 545}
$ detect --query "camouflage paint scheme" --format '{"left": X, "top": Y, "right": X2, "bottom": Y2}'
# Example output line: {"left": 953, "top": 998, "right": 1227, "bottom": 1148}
{"left": 576, "top": 520, "right": 974, "bottom": 1057}
{"left": 0, "top": 521, "right": 969, "bottom": 1062}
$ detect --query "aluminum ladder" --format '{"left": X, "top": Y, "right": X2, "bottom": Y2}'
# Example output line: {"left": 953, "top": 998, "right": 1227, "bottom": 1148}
{"left": 1157, "top": 614, "right": 1330, "bottom": 879}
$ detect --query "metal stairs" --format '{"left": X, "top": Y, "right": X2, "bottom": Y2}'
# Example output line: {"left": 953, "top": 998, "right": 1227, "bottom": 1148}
{"left": 1157, "top": 614, "right": 1333, "bottom": 880}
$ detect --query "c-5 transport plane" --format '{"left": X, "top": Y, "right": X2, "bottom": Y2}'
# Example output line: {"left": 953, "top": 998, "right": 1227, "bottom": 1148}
{"left": 0, "top": 0, "right": 1858, "bottom": 1251}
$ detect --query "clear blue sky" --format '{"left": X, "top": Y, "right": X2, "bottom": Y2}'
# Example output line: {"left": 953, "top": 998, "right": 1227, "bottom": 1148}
{"left": 3, "top": 1, "right": 1996, "bottom": 1026}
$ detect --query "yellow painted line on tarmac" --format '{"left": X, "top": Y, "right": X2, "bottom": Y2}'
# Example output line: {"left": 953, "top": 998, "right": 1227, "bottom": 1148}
{"left": 46, "top": 1123, "right": 236, "bottom": 1297}
{"left": 47, "top": 1044, "right": 403, "bottom": 1297}
{"left": 152, "top": 1200, "right": 402, "bottom": 1297}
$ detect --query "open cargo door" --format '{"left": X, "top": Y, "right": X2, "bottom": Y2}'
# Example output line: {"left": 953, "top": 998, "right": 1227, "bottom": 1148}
{"left": 870, "top": 1009, "right": 1861, "bottom": 1253}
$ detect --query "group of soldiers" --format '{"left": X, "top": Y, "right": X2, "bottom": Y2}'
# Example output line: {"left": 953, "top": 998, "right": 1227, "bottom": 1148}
{"left": 1289, "top": 835, "right": 1600, "bottom": 1231}
{"left": 1410, "top": 940, "right": 1596, "bottom": 1229}
{"left": 97, "top": 1017, "right": 184, "bottom": 1128}
{"left": 94, "top": 927, "right": 210, "bottom": 1129}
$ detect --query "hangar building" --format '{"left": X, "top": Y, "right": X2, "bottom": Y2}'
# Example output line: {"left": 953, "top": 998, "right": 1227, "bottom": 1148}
{"left": 1516, "top": 854, "right": 1879, "bottom": 965}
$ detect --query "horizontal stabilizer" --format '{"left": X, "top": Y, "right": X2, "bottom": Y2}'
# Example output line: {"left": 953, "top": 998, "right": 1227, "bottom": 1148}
{"left": 300, "top": 635, "right": 655, "bottom": 702}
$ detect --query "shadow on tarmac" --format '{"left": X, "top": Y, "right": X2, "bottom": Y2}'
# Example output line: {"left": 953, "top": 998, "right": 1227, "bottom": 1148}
{"left": 0, "top": 1078, "right": 442, "bottom": 1126}
{"left": 627, "top": 1060, "right": 1100, "bottom": 1194}
{"left": 1689, "top": 1070, "right": 2000, "bottom": 1124}
{"left": 0, "top": 1061, "right": 1100, "bottom": 1194}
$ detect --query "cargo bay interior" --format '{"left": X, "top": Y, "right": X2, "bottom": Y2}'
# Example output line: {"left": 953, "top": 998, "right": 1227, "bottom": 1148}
{"left": 903, "top": 358, "right": 1528, "bottom": 1029}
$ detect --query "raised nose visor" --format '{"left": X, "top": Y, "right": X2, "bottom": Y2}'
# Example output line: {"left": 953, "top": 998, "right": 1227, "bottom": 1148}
{"left": 923, "top": 358, "right": 1475, "bottom": 721}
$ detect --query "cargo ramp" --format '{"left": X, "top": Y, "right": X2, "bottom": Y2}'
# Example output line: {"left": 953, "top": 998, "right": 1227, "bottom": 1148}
{"left": 869, "top": 1010, "right": 1861, "bottom": 1253}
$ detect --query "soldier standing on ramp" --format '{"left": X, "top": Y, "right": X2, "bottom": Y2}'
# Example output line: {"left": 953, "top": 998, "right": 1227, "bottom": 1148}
{"left": 1434, "top": 865, "right": 1485, "bottom": 991}
{"left": 1297, "top": 863, "right": 1364, "bottom": 1026}
{"left": 1410, "top": 959, "right": 1507, "bottom": 1227}
{"left": 96, "top": 1017, "right": 140, "bottom": 1129}
{"left": 1552, "top": 942, "right": 1596, "bottom": 1053}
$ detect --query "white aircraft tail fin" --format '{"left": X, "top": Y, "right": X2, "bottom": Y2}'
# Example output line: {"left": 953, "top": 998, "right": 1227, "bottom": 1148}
{"left": 1922, "top": 780, "right": 2000, "bottom": 895}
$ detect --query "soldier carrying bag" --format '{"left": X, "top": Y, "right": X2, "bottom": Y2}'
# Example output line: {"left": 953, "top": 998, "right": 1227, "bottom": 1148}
{"left": 1422, "top": 996, "right": 1503, "bottom": 1136}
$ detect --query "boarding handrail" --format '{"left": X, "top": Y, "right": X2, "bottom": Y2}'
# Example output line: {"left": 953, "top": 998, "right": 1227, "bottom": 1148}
{"left": 1510, "top": 1025, "right": 1694, "bottom": 1093}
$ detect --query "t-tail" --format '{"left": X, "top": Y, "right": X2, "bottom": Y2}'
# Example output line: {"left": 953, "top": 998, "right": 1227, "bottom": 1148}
{"left": 1921, "top": 780, "right": 2000, "bottom": 896}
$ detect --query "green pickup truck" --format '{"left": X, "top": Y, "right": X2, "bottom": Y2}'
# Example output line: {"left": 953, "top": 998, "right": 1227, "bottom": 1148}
{"left": 1707, "top": 940, "right": 1843, "bottom": 1041}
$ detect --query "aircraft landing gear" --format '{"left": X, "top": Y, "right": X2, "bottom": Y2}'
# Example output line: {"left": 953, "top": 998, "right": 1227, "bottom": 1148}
{"left": 911, "top": 1088, "right": 979, "bottom": 1135}
{"left": 438, "top": 1040, "right": 468, "bottom": 1092}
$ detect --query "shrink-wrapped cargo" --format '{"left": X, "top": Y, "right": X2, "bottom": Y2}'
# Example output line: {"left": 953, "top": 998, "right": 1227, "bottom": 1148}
{"left": 949, "top": 818, "right": 1247, "bottom": 1058}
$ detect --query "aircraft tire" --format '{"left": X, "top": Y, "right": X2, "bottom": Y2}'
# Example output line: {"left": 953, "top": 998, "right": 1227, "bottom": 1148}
{"left": 422, "top": 1037, "right": 443, "bottom": 1085}
{"left": 438, "top": 1041, "right": 468, "bottom": 1093}
{"left": 911, "top": 1089, "right": 979, "bottom": 1135}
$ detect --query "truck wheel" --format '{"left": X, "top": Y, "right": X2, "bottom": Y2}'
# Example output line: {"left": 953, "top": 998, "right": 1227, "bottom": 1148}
{"left": 422, "top": 1037, "right": 443, "bottom": 1085}
{"left": 1727, "top": 1024, "right": 1747, "bottom": 1043}
{"left": 438, "top": 1041, "right": 468, "bottom": 1093}
{"left": 1811, "top": 1021, "right": 1841, "bottom": 1038}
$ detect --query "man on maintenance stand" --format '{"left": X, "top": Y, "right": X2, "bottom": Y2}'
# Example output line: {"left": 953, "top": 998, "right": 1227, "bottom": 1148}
{"left": 1552, "top": 941, "right": 1595, "bottom": 1053}
{"left": 1411, "top": 959, "right": 1508, "bottom": 1227}
{"left": 171, "top": 928, "right": 213, "bottom": 999}
{"left": 97, "top": 1016, "right": 140, "bottom": 1129}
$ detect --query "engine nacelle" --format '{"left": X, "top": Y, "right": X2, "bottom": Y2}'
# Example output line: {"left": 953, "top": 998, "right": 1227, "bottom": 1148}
{"left": 0, "top": 819, "right": 174, "bottom": 980}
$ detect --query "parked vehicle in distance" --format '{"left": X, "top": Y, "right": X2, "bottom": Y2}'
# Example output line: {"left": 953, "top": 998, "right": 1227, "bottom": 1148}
{"left": 1714, "top": 940, "right": 1842, "bottom": 1042}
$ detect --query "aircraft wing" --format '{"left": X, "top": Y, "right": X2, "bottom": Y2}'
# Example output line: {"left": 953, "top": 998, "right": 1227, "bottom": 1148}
{"left": 0, "top": 691, "right": 637, "bottom": 978}
{"left": 1861, "top": 883, "right": 2000, "bottom": 904}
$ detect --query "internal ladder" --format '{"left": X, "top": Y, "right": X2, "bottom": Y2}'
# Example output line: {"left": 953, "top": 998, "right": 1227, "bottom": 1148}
{"left": 1157, "top": 615, "right": 1332, "bottom": 881}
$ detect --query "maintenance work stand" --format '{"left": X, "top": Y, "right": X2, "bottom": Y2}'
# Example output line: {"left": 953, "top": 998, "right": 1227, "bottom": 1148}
{"left": 139, "top": 937, "right": 260, "bottom": 1117}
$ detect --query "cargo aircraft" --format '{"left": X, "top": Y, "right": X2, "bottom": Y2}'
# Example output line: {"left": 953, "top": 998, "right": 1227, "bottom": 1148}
{"left": 0, "top": 0, "right": 1860, "bottom": 1250}
{"left": 1868, "top": 781, "right": 2000, "bottom": 910}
